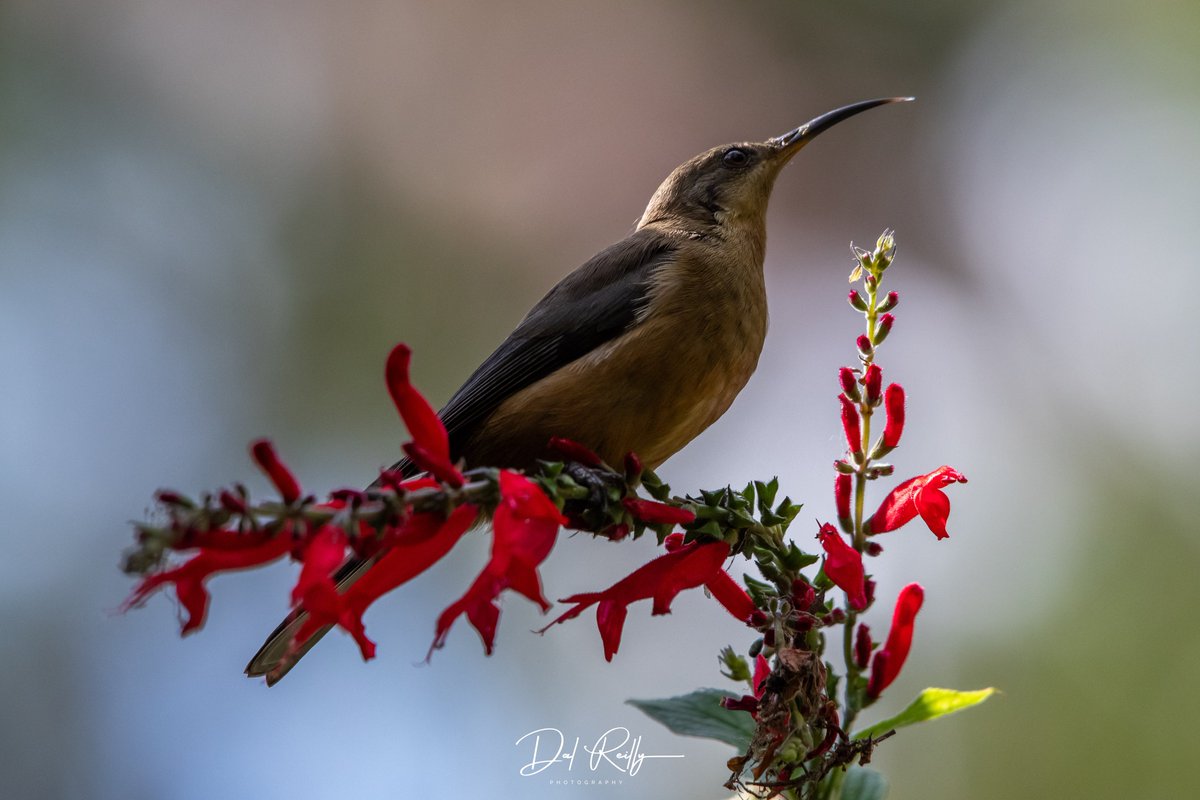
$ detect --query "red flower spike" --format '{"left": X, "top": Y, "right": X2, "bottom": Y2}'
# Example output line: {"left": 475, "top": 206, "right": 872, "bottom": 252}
{"left": 882, "top": 384, "right": 906, "bottom": 449}
{"left": 863, "top": 364, "right": 882, "bottom": 406}
{"left": 839, "top": 395, "right": 863, "bottom": 455}
{"left": 622, "top": 497, "right": 696, "bottom": 526}
{"left": 548, "top": 437, "right": 603, "bottom": 467}
{"left": 854, "top": 623, "right": 873, "bottom": 669}
{"left": 430, "top": 472, "right": 564, "bottom": 656}
{"left": 838, "top": 366, "right": 860, "bottom": 401}
{"left": 250, "top": 439, "right": 301, "bottom": 504}
{"left": 835, "top": 473, "right": 852, "bottom": 524}
{"left": 817, "top": 523, "right": 867, "bottom": 610}
{"left": 385, "top": 344, "right": 463, "bottom": 487}
{"left": 122, "top": 534, "right": 293, "bottom": 634}
{"left": 289, "top": 505, "right": 479, "bottom": 661}
{"left": 865, "top": 465, "right": 968, "bottom": 540}
{"left": 540, "top": 540, "right": 733, "bottom": 661}
{"left": 866, "top": 583, "right": 924, "bottom": 699}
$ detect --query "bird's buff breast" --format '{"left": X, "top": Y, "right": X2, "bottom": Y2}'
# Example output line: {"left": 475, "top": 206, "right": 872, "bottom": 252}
{"left": 468, "top": 269, "right": 768, "bottom": 470}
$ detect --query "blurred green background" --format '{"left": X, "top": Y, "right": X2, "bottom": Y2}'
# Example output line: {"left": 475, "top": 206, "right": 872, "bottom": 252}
{"left": 2, "top": 1, "right": 1197, "bottom": 798}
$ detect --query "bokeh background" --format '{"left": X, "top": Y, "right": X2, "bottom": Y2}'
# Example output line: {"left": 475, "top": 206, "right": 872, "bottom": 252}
{"left": 3, "top": 1, "right": 1198, "bottom": 798}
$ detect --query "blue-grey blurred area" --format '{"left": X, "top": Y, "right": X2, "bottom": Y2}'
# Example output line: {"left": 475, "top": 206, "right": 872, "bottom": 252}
{"left": 2, "top": 1, "right": 1197, "bottom": 798}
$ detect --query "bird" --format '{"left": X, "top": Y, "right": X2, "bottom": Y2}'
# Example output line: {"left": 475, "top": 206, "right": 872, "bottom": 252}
{"left": 246, "top": 97, "right": 911, "bottom": 684}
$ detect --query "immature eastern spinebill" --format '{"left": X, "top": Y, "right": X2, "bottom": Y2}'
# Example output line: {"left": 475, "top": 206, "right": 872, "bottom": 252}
{"left": 246, "top": 97, "right": 912, "bottom": 684}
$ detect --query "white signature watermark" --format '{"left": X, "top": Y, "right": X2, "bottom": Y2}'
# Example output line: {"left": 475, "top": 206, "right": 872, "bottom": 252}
{"left": 514, "top": 727, "right": 685, "bottom": 778}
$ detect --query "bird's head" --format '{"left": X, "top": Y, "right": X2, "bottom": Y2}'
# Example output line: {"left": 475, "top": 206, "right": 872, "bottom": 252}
{"left": 638, "top": 97, "right": 912, "bottom": 231}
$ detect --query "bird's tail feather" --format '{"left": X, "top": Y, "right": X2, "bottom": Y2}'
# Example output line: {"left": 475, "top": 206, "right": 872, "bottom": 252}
{"left": 244, "top": 555, "right": 377, "bottom": 685}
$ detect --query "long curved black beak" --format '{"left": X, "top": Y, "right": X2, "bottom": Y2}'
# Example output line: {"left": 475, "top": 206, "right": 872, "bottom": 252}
{"left": 770, "top": 97, "right": 914, "bottom": 155}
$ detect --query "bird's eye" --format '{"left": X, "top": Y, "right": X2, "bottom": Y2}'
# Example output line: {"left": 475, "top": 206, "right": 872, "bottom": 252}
{"left": 723, "top": 148, "right": 750, "bottom": 167}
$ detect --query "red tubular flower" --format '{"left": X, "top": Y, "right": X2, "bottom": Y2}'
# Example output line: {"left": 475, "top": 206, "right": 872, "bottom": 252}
{"left": 839, "top": 394, "right": 863, "bottom": 455}
{"left": 431, "top": 471, "right": 566, "bottom": 656}
{"left": 548, "top": 437, "right": 603, "bottom": 467}
{"left": 817, "top": 523, "right": 867, "bottom": 610}
{"left": 863, "top": 364, "right": 882, "bottom": 406}
{"left": 122, "top": 533, "right": 293, "bottom": 634}
{"left": 622, "top": 497, "right": 696, "bottom": 526}
{"left": 250, "top": 439, "right": 301, "bottom": 503}
{"left": 386, "top": 344, "right": 463, "bottom": 487}
{"left": 623, "top": 451, "right": 644, "bottom": 484}
{"left": 721, "top": 654, "right": 772, "bottom": 718}
{"left": 866, "top": 583, "right": 924, "bottom": 699}
{"left": 541, "top": 539, "right": 733, "bottom": 661}
{"left": 834, "top": 473, "right": 852, "bottom": 527}
{"left": 865, "top": 465, "right": 968, "bottom": 540}
{"left": 289, "top": 504, "right": 479, "bottom": 660}
{"left": 881, "top": 383, "right": 905, "bottom": 449}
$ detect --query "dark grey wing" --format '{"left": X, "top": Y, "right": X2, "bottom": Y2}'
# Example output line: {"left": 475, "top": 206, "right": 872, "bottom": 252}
{"left": 437, "top": 227, "right": 678, "bottom": 459}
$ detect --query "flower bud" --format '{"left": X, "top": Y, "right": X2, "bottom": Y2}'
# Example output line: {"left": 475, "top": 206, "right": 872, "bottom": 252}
{"left": 863, "top": 364, "right": 882, "bottom": 406}
{"left": 848, "top": 290, "right": 868, "bottom": 311}
{"left": 838, "top": 367, "right": 861, "bottom": 402}
{"left": 155, "top": 490, "right": 192, "bottom": 508}
{"left": 882, "top": 383, "right": 905, "bottom": 449}
{"left": 623, "top": 451, "right": 644, "bottom": 484}
{"left": 877, "top": 291, "right": 899, "bottom": 313}
{"left": 854, "top": 623, "right": 873, "bottom": 669}
{"left": 835, "top": 473, "right": 852, "bottom": 531}
{"left": 874, "top": 313, "right": 895, "bottom": 345}
{"left": 218, "top": 489, "right": 247, "bottom": 514}
{"left": 792, "top": 578, "right": 816, "bottom": 611}
{"left": 856, "top": 334, "right": 874, "bottom": 358}
{"left": 548, "top": 436, "right": 602, "bottom": 467}
{"left": 838, "top": 395, "right": 863, "bottom": 455}
{"left": 867, "top": 464, "right": 895, "bottom": 479}
{"left": 834, "top": 459, "right": 857, "bottom": 474}
{"left": 865, "top": 541, "right": 884, "bottom": 557}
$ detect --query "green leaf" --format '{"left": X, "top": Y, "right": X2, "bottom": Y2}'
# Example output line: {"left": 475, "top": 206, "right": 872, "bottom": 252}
{"left": 854, "top": 687, "right": 997, "bottom": 740}
{"left": 841, "top": 766, "right": 889, "bottom": 800}
{"left": 628, "top": 689, "right": 756, "bottom": 750}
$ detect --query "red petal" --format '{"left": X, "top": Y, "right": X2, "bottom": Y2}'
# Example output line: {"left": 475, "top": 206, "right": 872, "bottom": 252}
{"left": 839, "top": 394, "right": 863, "bottom": 455}
{"left": 547, "top": 437, "right": 603, "bottom": 467}
{"left": 915, "top": 486, "right": 952, "bottom": 540}
{"left": 818, "top": 524, "right": 867, "bottom": 610}
{"left": 882, "top": 383, "right": 906, "bottom": 448}
{"left": 402, "top": 442, "right": 464, "bottom": 488}
{"left": 291, "top": 525, "right": 347, "bottom": 607}
{"left": 867, "top": 583, "right": 924, "bottom": 698}
{"left": 250, "top": 439, "right": 302, "bottom": 503}
{"left": 752, "top": 654, "right": 771, "bottom": 696}
{"left": 385, "top": 344, "right": 457, "bottom": 478}
{"left": 705, "top": 569, "right": 761, "bottom": 625}
{"left": 122, "top": 535, "right": 291, "bottom": 634}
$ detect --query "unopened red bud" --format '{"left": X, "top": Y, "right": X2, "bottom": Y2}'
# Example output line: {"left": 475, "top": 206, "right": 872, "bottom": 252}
{"left": 877, "top": 291, "right": 899, "bottom": 313}
{"left": 874, "top": 313, "right": 895, "bottom": 345}
{"left": 218, "top": 489, "right": 247, "bottom": 514}
{"left": 848, "top": 290, "right": 868, "bottom": 311}
{"left": 863, "top": 364, "right": 882, "bottom": 406}
{"left": 156, "top": 490, "right": 192, "bottom": 508}
{"left": 882, "top": 383, "right": 905, "bottom": 449}
{"left": 856, "top": 334, "right": 874, "bottom": 358}
{"left": 834, "top": 460, "right": 856, "bottom": 474}
{"left": 623, "top": 451, "right": 644, "bottom": 484}
{"left": 828, "top": 608, "right": 846, "bottom": 624}
{"left": 763, "top": 629, "right": 776, "bottom": 647}
{"left": 864, "top": 273, "right": 878, "bottom": 289}
{"left": 839, "top": 367, "right": 861, "bottom": 402}
{"left": 867, "top": 464, "right": 895, "bottom": 479}
{"left": 854, "top": 623, "right": 873, "bottom": 669}
{"left": 864, "top": 578, "right": 876, "bottom": 607}
{"left": 839, "top": 395, "right": 863, "bottom": 455}
{"left": 835, "top": 473, "right": 852, "bottom": 521}
{"left": 865, "top": 541, "right": 884, "bottom": 557}
{"left": 792, "top": 579, "right": 816, "bottom": 611}
{"left": 605, "top": 522, "right": 631, "bottom": 541}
